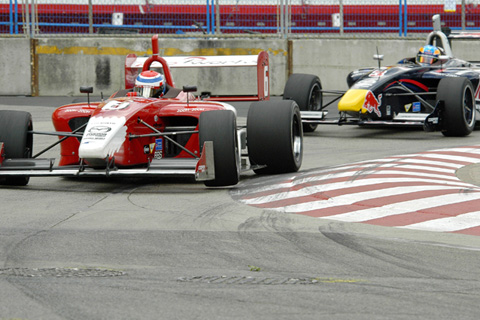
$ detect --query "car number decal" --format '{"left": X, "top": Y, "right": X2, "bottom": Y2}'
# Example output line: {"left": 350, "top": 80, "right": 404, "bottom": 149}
{"left": 103, "top": 101, "right": 131, "bottom": 110}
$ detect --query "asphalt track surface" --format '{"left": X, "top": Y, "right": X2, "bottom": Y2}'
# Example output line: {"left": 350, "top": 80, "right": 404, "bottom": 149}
{"left": 1, "top": 95, "right": 480, "bottom": 319}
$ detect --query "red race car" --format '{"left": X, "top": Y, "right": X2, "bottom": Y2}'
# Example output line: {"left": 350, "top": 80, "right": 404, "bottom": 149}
{"left": 0, "top": 35, "right": 305, "bottom": 187}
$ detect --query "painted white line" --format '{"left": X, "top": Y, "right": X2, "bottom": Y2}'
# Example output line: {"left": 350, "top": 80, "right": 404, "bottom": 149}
{"left": 401, "top": 211, "right": 480, "bottom": 232}
{"left": 324, "top": 192, "right": 480, "bottom": 222}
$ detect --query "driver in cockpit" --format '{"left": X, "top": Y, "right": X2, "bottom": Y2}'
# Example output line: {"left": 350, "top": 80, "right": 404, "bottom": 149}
{"left": 133, "top": 70, "right": 166, "bottom": 98}
{"left": 416, "top": 45, "right": 441, "bottom": 65}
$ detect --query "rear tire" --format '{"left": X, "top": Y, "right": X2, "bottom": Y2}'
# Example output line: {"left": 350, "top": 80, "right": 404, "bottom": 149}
{"left": 247, "top": 100, "right": 303, "bottom": 174}
{"left": 0, "top": 110, "right": 33, "bottom": 186}
{"left": 283, "top": 73, "right": 322, "bottom": 133}
{"left": 199, "top": 110, "right": 239, "bottom": 187}
{"left": 437, "top": 77, "right": 475, "bottom": 137}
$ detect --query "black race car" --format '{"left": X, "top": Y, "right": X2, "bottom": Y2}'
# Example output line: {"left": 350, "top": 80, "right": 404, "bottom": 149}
{"left": 287, "top": 15, "right": 480, "bottom": 136}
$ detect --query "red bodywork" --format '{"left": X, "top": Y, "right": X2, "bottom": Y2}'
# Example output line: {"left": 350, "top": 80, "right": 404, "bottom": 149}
{"left": 52, "top": 93, "right": 226, "bottom": 167}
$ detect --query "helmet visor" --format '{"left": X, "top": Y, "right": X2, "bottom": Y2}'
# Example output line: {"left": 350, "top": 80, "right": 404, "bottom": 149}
{"left": 417, "top": 54, "right": 437, "bottom": 65}
{"left": 134, "top": 86, "right": 152, "bottom": 98}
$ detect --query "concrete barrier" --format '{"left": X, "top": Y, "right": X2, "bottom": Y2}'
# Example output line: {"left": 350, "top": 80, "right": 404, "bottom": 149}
{"left": 0, "top": 38, "right": 31, "bottom": 96}
{"left": 0, "top": 36, "right": 477, "bottom": 97}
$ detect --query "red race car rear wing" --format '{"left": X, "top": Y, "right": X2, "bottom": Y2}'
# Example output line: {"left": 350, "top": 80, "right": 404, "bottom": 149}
{"left": 125, "top": 35, "right": 269, "bottom": 102}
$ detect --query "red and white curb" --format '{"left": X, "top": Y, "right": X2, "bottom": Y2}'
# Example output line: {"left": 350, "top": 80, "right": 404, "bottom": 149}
{"left": 232, "top": 146, "right": 480, "bottom": 236}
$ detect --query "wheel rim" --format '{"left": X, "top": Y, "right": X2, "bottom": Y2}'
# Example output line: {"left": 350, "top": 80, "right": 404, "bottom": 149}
{"left": 308, "top": 83, "right": 322, "bottom": 111}
{"left": 463, "top": 86, "right": 475, "bottom": 127}
{"left": 234, "top": 130, "right": 240, "bottom": 177}
{"left": 292, "top": 114, "right": 302, "bottom": 162}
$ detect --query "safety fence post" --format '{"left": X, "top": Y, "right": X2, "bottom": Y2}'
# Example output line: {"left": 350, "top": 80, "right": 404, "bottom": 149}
{"left": 339, "top": 0, "right": 344, "bottom": 35}
{"left": 206, "top": 0, "right": 211, "bottom": 34}
{"left": 399, "top": 0, "right": 408, "bottom": 37}
{"left": 215, "top": 0, "right": 221, "bottom": 34}
{"left": 88, "top": 0, "right": 93, "bottom": 34}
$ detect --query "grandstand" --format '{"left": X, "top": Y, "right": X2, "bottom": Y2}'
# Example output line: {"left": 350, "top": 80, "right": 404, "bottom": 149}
{"left": 1, "top": 0, "right": 478, "bottom": 36}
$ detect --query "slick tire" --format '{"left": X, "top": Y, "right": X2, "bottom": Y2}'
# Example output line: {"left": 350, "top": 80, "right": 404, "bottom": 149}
{"left": 247, "top": 100, "right": 303, "bottom": 174}
{"left": 437, "top": 77, "right": 476, "bottom": 137}
{"left": 199, "top": 110, "right": 240, "bottom": 187}
{"left": 0, "top": 110, "right": 33, "bottom": 186}
{"left": 283, "top": 73, "right": 322, "bottom": 133}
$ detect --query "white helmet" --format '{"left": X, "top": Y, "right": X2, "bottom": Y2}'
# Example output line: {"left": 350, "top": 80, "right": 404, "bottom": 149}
{"left": 134, "top": 70, "right": 165, "bottom": 98}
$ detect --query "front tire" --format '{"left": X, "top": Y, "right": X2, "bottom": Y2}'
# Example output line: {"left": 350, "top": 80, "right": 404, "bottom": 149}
{"left": 0, "top": 110, "right": 33, "bottom": 186}
{"left": 247, "top": 100, "right": 303, "bottom": 174}
{"left": 199, "top": 110, "right": 239, "bottom": 187}
{"left": 437, "top": 77, "right": 476, "bottom": 137}
{"left": 283, "top": 73, "right": 322, "bottom": 133}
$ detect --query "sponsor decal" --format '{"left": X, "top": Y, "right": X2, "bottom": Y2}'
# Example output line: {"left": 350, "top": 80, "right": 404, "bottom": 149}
{"left": 363, "top": 91, "right": 382, "bottom": 117}
{"left": 356, "top": 78, "right": 379, "bottom": 88}
{"left": 89, "top": 126, "right": 111, "bottom": 133}
{"left": 84, "top": 126, "right": 112, "bottom": 140}
{"left": 177, "top": 108, "right": 206, "bottom": 113}
{"left": 64, "top": 109, "right": 92, "bottom": 114}
{"left": 368, "top": 69, "right": 387, "bottom": 77}
{"left": 413, "top": 102, "right": 421, "bottom": 112}
{"left": 175, "top": 56, "right": 252, "bottom": 66}
{"left": 154, "top": 138, "right": 162, "bottom": 159}
{"left": 264, "top": 66, "right": 269, "bottom": 97}
{"left": 427, "top": 117, "right": 439, "bottom": 124}
{"left": 155, "top": 138, "right": 163, "bottom": 151}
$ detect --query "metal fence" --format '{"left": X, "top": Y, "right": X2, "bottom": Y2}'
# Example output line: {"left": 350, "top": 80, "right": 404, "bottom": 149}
{"left": 1, "top": 0, "right": 479, "bottom": 37}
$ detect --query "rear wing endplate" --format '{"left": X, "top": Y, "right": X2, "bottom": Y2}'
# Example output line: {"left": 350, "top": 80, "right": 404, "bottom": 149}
{"left": 0, "top": 142, "right": 4, "bottom": 166}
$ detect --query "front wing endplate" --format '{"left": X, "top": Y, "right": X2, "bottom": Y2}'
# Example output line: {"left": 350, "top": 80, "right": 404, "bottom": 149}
{"left": 195, "top": 141, "right": 215, "bottom": 181}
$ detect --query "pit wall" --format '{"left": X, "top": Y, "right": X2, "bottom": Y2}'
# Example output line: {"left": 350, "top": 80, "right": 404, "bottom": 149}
{"left": 1, "top": 37, "right": 477, "bottom": 97}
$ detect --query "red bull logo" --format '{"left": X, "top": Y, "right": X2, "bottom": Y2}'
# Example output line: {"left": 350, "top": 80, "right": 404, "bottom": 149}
{"left": 363, "top": 91, "right": 382, "bottom": 117}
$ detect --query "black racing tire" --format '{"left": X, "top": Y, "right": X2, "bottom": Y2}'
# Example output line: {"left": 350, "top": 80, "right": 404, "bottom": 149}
{"left": 437, "top": 77, "right": 476, "bottom": 137}
{"left": 247, "top": 100, "right": 303, "bottom": 174}
{"left": 283, "top": 73, "right": 322, "bottom": 133}
{"left": 0, "top": 110, "right": 33, "bottom": 186}
{"left": 199, "top": 110, "right": 239, "bottom": 187}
